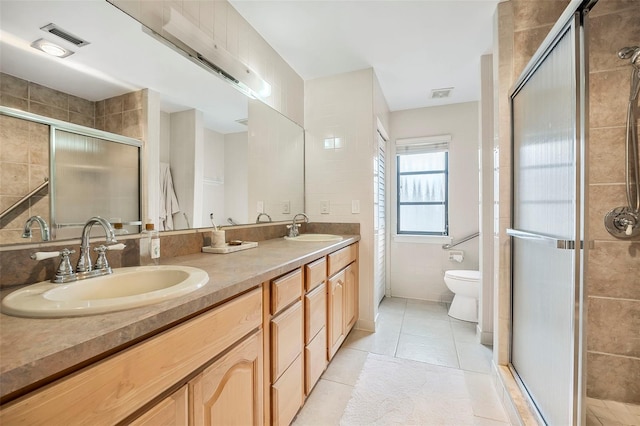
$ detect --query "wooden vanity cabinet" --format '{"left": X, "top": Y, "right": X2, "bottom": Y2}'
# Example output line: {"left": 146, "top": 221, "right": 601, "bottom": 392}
{"left": 0, "top": 288, "right": 263, "bottom": 426}
{"left": 303, "top": 257, "right": 328, "bottom": 395}
{"left": 327, "top": 243, "right": 359, "bottom": 360}
{"left": 269, "top": 269, "right": 304, "bottom": 426}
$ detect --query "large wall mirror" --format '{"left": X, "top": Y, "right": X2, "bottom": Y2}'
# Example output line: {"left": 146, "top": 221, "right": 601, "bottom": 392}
{"left": 0, "top": 0, "right": 304, "bottom": 246}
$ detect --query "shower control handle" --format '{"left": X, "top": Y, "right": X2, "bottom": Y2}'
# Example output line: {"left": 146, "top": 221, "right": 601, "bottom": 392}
{"left": 604, "top": 206, "right": 639, "bottom": 239}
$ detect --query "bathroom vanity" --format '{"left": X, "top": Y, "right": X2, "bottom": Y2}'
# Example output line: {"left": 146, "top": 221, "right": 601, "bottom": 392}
{"left": 0, "top": 235, "right": 359, "bottom": 425}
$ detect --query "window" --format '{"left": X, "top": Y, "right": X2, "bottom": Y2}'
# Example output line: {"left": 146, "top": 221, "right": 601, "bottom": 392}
{"left": 396, "top": 136, "right": 450, "bottom": 235}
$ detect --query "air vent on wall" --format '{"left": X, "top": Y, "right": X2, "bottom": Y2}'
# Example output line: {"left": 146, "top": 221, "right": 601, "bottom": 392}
{"left": 40, "top": 23, "right": 90, "bottom": 47}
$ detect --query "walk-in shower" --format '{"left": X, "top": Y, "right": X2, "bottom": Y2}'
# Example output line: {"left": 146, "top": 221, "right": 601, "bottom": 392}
{"left": 604, "top": 46, "right": 640, "bottom": 238}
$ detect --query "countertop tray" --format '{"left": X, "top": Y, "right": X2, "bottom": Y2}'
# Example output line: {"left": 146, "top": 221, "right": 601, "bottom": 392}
{"left": 202, "top": 241, "right": 258, "bottom": 254}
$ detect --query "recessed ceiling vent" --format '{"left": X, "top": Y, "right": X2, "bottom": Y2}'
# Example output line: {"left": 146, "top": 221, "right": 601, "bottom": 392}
{"left": 235, "top": 118, "right": 249, "bottom": 126}
{"left": 431, "top": 87, "right": 454, "bottom": 99}
{"left": 40, "top": 23, "right": 90, "bottom": 47}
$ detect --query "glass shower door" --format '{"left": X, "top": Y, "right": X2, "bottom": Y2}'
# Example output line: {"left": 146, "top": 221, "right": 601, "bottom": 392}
{"left": 509, "top": 18, "right": 583, "bottom": 426}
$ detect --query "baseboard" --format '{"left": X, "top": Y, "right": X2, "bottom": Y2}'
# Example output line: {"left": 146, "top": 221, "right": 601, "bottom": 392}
{"left": 355, "top": 318, "right": 375, "bottom": 332}
{"left": 476, "top": 325, "right": 493, "bottom": 346}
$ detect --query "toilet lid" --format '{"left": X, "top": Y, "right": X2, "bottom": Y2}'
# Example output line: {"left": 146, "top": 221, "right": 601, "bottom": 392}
{"left": 445, "top": 270, "right": 480, "bottom": 281}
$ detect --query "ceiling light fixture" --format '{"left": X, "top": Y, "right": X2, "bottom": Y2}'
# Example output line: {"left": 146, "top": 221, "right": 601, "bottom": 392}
{"left": 162, "top": 7, "right": 271, "bottom": 100}
{"left": 431, "top": 87, "right": 454, "bottom": 99}
{"left": 31, "top": 38, "right": 74, "bottom": 58}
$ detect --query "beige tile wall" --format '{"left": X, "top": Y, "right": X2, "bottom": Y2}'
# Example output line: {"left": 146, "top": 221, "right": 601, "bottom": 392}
{"left": 586, "top": 0, "right": 640, "bottom": 404}
{"left": 0, "top": 72, "right": 144, "bottom": 245}
{"left": 95, "top": 91, "right": 144, "bottom": 139}
{"left": 0, "top": 115, "right": 50, "bottom": 245}
{"left": 1, "top": 72, "right": 95, "bottom": 127}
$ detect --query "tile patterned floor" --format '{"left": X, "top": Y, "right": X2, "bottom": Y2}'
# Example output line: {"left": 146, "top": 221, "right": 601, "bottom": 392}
{"left": 293, "top": 297, "right": 511, "bottom": 425}
{"left": 586, "top": 397, "right": 640, "bottom": 426}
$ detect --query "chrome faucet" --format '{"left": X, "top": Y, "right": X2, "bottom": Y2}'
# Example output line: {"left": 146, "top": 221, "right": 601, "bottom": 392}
{"left": 256, "top": 212, "right": 272, "bottom": 223}
{"left": 76, "top": 216, "right": 117, "bottom": 273}
{"left": 22, "top": 215, "right": 50, "bottom": 241}
{"left": 287, "top": 213, "right": 309, "bottom": 238}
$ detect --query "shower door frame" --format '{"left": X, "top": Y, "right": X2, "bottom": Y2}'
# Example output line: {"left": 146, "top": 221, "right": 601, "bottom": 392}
{"left": 507, "top": 1, "right": 592, "bottom": 424}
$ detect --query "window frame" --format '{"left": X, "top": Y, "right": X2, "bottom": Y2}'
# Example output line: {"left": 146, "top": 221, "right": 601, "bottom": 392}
{"left": 396, "top": 149, "right": 449, "bottom": 236}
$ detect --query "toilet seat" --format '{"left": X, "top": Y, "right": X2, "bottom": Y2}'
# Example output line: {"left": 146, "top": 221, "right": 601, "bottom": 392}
{"left": 444, "top": 270, "right": 480, "bottom": 282}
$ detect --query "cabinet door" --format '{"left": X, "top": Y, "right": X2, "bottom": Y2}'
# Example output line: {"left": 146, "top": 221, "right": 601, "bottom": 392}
{"left": 327, "top": 270, "right": 345, "bottom": 360}
{"left": 129, "top": 386, "right": 188, "bottom": 426}
{"left": 344, "top": 262, "right": 358, "bottom": 333}
{"left": 191, "top": 331, "right": 264, "bottom": 426}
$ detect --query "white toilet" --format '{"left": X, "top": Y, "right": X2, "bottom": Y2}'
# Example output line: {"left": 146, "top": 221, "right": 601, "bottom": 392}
{"left": 444, "top": 270, "right": 481, "bottom": 322}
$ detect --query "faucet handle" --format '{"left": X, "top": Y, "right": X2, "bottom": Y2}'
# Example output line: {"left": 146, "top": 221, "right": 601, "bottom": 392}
{"left": 55, "top": 249, "right": 76, "bottom": 280}
{"left": 93, "top": 243, "right": 125, "bottom": 270}
{"left": 93, "top": 245, "right": 109, "bottom": 270}
{"left": 31, "top": 251, "right": 62, "bottom": 261}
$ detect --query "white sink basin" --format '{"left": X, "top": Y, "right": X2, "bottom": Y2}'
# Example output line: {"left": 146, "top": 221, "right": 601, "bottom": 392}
{"left": 1, "top": 265, "right": 208, "bottom": 318}
{"left": 285, "top": 234, "right": 343, "bottom": 242}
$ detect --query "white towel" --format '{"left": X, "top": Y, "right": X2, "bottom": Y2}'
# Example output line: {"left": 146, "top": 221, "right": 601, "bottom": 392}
{"left": 159, "top": 162, "right": 180, "bottom": 231}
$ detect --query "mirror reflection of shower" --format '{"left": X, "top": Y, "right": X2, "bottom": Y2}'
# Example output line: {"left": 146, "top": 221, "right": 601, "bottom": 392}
{"left": 604, "top": 46, "right": 640, "bottom": 238}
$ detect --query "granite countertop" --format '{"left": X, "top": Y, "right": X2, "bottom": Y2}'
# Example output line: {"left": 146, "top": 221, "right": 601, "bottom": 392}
{"left": 0, "top": 235, "right": 359, "bottom": 401}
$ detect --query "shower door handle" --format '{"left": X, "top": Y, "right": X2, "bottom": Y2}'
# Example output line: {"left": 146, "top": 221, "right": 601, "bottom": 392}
{"left": 506, "top": 228, "right": 579, "bottom": 250}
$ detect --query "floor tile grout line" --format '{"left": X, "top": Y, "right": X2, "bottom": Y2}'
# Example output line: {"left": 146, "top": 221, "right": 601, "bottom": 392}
{"left": 393, "top": 299, "right": 407, "bottom": 358}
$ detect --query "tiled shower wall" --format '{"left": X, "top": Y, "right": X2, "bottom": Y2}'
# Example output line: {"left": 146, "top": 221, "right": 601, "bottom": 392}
{"left": 0, "top": 72, "right": 144, "bottom": 244}
{"left": 586, "top": 0, "right": 640, "bottom": 404}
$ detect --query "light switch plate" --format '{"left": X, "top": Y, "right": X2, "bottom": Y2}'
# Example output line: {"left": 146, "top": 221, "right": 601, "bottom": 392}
{"left": 321, "top": 200, "right": 330, "bottom": 214}
{"left": 282, "top": 200, "right": 290, "bottom": 214}
{"left": 351, "top": 200, "right": 360, "bottom": 214}
{"left": 257, "top": 201, "right": 264, "bottom": 213}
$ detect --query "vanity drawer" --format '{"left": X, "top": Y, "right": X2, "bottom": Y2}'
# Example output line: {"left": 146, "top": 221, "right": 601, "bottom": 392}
{"left": 304, "top": 257, "right": 326, "bottom": 292}
{"left": 0, "top": 287, "right": 263, "bottom": 425}
{"left": 304, "top": 282, "right": 326, "bottom": 345}
{"left": 271, "top": 354, "right": 303, "bottom": 426}
{"left": 328, "top": 244, "right": 357, "bottom": 277}
{"left": 304, "top": 327, "right": 327, "bottom": 396}
{"left": 271, "top": 268, "right": 302, "bottom": 315}
{"left": 271, "top": 300, "right": 303, "bottom": 381}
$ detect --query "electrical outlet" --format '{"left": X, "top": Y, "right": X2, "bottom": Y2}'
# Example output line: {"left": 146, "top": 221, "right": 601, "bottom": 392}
{"left": 351, "top": 200, "right": 360, "bottom": 214}
{"left": 282, "top": 200, "right": 290, "bottom": 214}
{"left": 321, "top": 200, "right": 330, "bottom": 214}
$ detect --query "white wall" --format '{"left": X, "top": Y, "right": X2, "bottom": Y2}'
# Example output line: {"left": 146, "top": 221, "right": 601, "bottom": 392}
{"left": 247, "top": 99, "right": 305, "bottom": 223}
{"left": 389, "top": 102, "right": 480, "bottom": 302}
{"left": 224, "top": 132, "right": 249, "bottom": 224}
{"left": 479, "top": 54, "right": 495, "bottom": 344}
{"left": 202, "top": 128, "right": 225, "bottom": 228}
{"left": 170, "top": 109, "right": 204, "bottom": 229}
{"left": 305, "top": 68, "right": 389, "bottom": 332}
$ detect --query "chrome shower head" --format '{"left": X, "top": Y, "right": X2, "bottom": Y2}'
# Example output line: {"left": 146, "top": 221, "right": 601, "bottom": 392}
{"left": 618, "top": 46, "right": 639, "bottom": 60}
{"left": 631, "top": 49, "right": 640, "bottom": 69}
